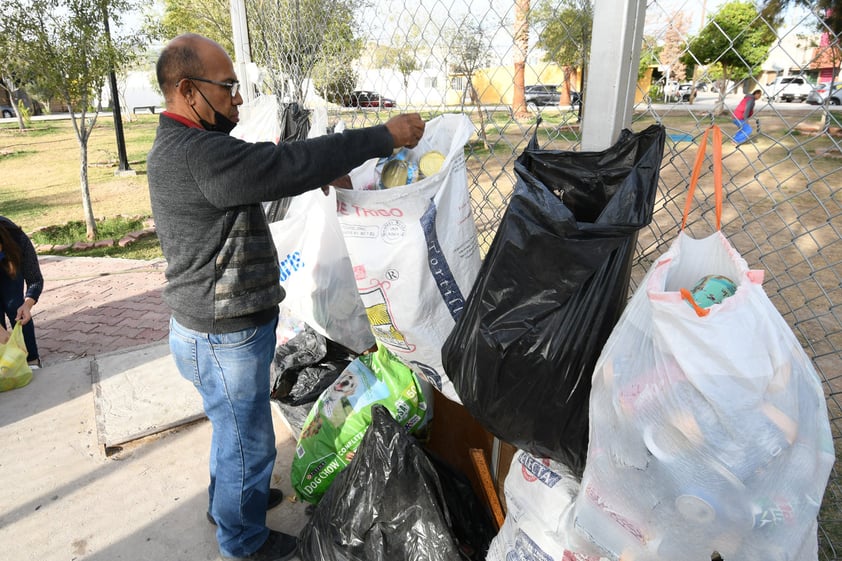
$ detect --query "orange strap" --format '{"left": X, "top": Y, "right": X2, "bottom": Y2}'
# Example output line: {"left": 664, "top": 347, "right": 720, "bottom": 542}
{"left": 681, "top": 125, "right": 723, "bottom": 231}
{"left": 680, "top": 287, "right": 711, "bottom": 317}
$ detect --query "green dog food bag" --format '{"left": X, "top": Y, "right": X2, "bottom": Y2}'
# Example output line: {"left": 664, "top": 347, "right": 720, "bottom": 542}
{"left": 291, "top": 345, "right": 428, "bottom": 503}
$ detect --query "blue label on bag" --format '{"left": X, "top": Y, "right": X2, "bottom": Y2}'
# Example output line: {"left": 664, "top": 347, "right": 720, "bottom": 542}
{"left": 279, "top": 251, "right": 304, "bottom": 282}
{"left": 507, "top": 529, "right": 554, "bottom": 561}
{"left": 420, "top": 201, "right": 467, "bottom": 320}
{"left": 517, "top": 453, "right": 563, "bottom": 488}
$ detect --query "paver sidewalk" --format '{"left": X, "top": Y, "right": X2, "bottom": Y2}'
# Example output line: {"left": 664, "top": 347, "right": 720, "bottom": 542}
{"left": 0, "top": 255, "right": 312, "bottom": 561}
{"left": 33, "top": 255, "right": 170, "bottom": 365}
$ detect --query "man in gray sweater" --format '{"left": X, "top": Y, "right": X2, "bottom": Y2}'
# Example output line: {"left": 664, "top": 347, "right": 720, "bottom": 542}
{"left": 147, "top": 33, "right": 424, "bottom": 561}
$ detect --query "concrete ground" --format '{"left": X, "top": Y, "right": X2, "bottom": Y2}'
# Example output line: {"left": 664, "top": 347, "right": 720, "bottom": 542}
{"left": 0, "top": 256, "right": 311, "bottom": 561}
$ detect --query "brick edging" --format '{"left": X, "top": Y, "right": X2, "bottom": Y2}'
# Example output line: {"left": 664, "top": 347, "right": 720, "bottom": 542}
{"left": 30, "top": 217, "right": 157, "bottom": 254}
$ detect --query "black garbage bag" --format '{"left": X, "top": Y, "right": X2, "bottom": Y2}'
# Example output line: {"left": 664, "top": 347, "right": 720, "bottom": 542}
{"left": 265, "top": 102, "right": 312, "bottom": 222}
{"left": 442, "top": 123, "right": 666, "bottom": 474}
{"left": 271, "top": 324, "right": 328, "bottom": 397}
{"left": 298, "top": 405, "right": 466, "bottom": 561}
{"left": 270, "top": 324, "right": 356, "bottom": 437}
{"left": 426, "top": 452, "right": 497, "bottom": 560}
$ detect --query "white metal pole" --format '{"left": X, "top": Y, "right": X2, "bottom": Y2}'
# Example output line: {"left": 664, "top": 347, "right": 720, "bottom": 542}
{"left": 230, "top": 0, "right": 254, "bottom": 103}
{"left": 581, "top": 0, "right": 648, "bottom": 150}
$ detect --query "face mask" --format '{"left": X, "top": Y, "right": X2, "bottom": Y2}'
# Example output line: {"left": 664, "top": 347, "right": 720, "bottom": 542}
{"left": 192, "top": 88, "right": 237, "bottom": 134}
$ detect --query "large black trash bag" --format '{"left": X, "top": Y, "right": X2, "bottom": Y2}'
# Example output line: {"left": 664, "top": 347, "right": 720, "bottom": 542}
{"left": 265, "top": 102, "right": 312, "bottom": 222}
{"left": 426, "top": 452, "right": 497, "bottom": 560}
{"left": 298, "top": 405, "right": 465, "bottom": 561}
{"left": 270, "top": 324, "right": 356, "bottom": 437}
{"left": 442, "top": 123, "right": 666, "bottom": 474}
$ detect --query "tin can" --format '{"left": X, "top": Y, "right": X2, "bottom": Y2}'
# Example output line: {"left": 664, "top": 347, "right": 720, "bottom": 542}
{"left": 750, "top": 496, "right": 796, "bottom": 528}
{"left": 377, "top": 148, "right": 420, "bottom": 188}
{"left": 380, "top": 159, "right": 409, "bottom": 188}
{"left": 675, "top": 493, "right": 717, "bottom": 524}
{"left": 419, "top": 150, "right": 445, "bottom": 177}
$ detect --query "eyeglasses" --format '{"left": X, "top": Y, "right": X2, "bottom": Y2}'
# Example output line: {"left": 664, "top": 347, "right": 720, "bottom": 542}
{"left": 185, "top": 77, "right": 240, "bottom": 98}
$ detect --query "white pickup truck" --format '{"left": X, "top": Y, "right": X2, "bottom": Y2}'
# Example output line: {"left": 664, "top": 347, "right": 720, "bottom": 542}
{"left": 766, "top": 76, "right": 812, "bottom": 103}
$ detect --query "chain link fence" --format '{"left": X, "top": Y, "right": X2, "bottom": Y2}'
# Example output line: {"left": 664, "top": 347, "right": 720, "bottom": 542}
{"left": 244, "top": 0, "right": 840, "bottom": 556}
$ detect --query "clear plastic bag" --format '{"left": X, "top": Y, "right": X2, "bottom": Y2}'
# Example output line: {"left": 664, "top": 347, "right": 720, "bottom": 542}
{"left": 571, "top": 126, "right": 835, "bottom": 561}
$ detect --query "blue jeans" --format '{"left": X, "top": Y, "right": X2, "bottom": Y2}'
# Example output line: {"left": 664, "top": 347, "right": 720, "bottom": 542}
{"left": 733, "top": 118, "right": 752, "bottom": 143}
{"left": 169, "top": 316, "right": 278, "bottom": 557}
{"left": 0, "top": 271, "right": 38, "bottom": 362}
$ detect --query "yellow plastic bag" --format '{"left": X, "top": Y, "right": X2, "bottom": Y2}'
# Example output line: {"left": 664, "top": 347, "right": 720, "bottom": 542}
{"left": 0, "top": 323, "right": 33, "bottom": 392}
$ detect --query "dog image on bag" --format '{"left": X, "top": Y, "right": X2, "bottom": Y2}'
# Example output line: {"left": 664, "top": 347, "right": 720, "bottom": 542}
{"left": 300, "top": 371, "right": 358, "bottom": 440}
{"left": 322, "top": 371, "right": 358, "bottom": 423}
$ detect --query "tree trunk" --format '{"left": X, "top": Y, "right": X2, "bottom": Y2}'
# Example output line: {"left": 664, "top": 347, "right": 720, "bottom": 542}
{"left": 1, "top": 76, "right": 25, "bottom": 131}
{"left": 512, "top": 0, "right": 529, "bottom": 119}
{"left": 561, "top": 65, "right": 575, "bottom": 106}
{"left": 66, "top": 96, "right": 99, "bottom": 240}
{"left": 470, "top": 79, "right": 488, "bottom": 148}
{"left": 79, "top": 139, "right": 97, "bottom": 240}
{"left": 79, "top": 139, "right": 96, "bottom": 240}
{"left": 713, "top": 67, "right": 730, "bottom": 117}
{"left": 13, "top": 102, "right": 25, "bottom": 131}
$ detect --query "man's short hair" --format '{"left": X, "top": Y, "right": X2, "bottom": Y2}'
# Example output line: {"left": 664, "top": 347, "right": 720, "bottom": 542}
{"left": 753, "top": 89, "right": 762, "bottom": 95}
{"left": 156, "top": 36, "right": 205, "bottom": 101}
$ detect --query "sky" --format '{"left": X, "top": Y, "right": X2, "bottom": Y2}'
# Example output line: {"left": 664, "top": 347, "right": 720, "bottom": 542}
{"left": 121, "top": 0, "right": 818, "bottom": 59}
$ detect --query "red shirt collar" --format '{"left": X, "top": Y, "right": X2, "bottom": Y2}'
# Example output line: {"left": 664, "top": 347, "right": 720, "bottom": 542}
{"left": 162, "top": 111, "right": 204, "bottom": 129}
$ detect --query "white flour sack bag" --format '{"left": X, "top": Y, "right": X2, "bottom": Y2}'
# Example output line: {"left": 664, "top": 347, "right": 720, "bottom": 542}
{"left": 269, "top": 189, "right": 375, "bottom": 354}
{"left": 487, "top": 450, "right": 607, "bottom": 561}
{"left": 336, "top": 113, "right": 480, "bottom": 402}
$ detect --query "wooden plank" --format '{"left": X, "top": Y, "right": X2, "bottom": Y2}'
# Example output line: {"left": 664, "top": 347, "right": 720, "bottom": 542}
{"left": 469, "top": 448, "right": 505, "bottom": 530}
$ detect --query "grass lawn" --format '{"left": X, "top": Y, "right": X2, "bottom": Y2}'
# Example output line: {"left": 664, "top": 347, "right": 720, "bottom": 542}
{"left": 0, "top": 114, "right": 159, "bottom": 232}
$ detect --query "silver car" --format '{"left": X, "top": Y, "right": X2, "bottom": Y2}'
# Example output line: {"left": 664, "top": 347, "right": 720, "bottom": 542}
{"left": 806, "top": 83, "right": 842, "bottom": 105}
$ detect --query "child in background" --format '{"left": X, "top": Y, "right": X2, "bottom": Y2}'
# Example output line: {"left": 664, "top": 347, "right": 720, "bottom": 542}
{"left": 0, "top": 217, "right": 43, "bottom": 368}
{"left": 733, "top": 89, "right": 762, "bottom": 144}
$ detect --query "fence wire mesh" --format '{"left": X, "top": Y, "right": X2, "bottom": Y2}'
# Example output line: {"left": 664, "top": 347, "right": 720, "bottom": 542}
{"left": 244, "top": 0, "right": 841, "bottom": 555}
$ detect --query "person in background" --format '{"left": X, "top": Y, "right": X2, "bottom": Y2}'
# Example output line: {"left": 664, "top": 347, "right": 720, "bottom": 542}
{"left": 733, "top": 89, "right": 762, "bottom": 144}
{"left": 0, "top": 216, "right": 43, "bottom": 368}
{"left": 147, "top": 33, "right": 425, "bottom": 561}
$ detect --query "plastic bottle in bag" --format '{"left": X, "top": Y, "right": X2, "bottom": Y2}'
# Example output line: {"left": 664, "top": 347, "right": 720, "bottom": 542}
{"left": 572, "top": 471, "right": 660, "bottom": 559}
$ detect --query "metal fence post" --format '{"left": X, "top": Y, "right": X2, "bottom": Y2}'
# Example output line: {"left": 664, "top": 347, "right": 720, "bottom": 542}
{"left": 581, "top": 0, "right": 647, "bottom": 151}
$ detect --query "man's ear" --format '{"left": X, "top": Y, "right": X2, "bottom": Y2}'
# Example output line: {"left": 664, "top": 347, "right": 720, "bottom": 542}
{"left": 176, "top": 79, "right": 194, "bottom": 105}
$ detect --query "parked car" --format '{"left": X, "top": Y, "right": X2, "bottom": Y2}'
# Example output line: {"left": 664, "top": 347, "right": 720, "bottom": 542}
{"left": 766, "top": 76, "right": 812, "bottom": 102}
{"left": 524, "top": 85, "right": 580, "bottom": 108}
{"left": 806, "top": 82, "right": 842, "bottom": 105}
{"left": 342, "top": 90, "right": 395, "bottom": 108}
{"left": 524, "top": 84, "right": 561, "bottom": 107}
{"left": 676, "top": 83, "right": 695, "bottom": 102}
{"left": 0, "top": 105, "right": 15, "bottom": 118}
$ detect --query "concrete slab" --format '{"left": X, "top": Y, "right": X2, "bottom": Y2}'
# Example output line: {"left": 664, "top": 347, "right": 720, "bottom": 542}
{"left": 92, "top": 341, "right": 204, "bottom": 452}
{"left": 0, "top": 354, "right": 311, "bottom": 561}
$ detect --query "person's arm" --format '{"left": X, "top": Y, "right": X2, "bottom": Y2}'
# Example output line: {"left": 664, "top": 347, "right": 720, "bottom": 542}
{"left": 192, "top": 114, "right": 425, "bottom": 209}
{"left": 15, "top": 231, "right": 43, "bottom": 325}
{"left": 0, "top": 326, "right": 8, "bottom": 345}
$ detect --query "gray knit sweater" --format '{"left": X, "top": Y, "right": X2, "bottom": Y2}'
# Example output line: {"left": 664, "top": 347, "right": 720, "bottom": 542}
{"left": 147, "top": 113, "right": 393, "bottom": 333}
